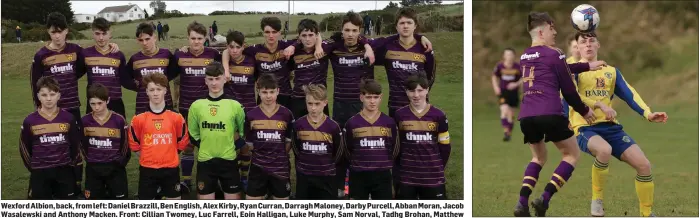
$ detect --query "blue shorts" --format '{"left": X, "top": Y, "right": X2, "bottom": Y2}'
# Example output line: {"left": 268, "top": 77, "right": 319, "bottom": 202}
{"left": 577, "top": 122, "right": 636, "bottom": 160}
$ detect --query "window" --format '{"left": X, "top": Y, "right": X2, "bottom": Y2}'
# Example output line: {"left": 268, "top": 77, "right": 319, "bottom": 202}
{"left": 130, "top": 13, "right": 133, "bottom": 18}
{"left": 86, "top": 16, "right": 90, "bottom": 20}
{"left": 138, "top": 14, "right": 142, "bottom": 18}
{"left": 119, "top": 14, "right": 124, "bottom": 18}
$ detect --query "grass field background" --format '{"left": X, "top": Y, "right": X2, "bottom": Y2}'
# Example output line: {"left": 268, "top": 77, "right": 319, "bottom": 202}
{"left": 472, "top": 1, "right": 698, "bottom": 216}
{"left": 0, "top": 30, "right": 464, "bottom": 199}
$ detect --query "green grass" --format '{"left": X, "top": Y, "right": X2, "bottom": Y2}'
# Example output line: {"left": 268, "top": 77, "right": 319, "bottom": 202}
{"left": 0, "top": 31, "right": 464, "bottom": 199}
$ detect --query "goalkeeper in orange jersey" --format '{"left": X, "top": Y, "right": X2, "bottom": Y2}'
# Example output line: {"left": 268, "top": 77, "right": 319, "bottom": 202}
{"left": 563, "top": 31, "right": 668, "bottom": 217}
{"left": 128, "top": 73, "right": 190, "bottom": 200}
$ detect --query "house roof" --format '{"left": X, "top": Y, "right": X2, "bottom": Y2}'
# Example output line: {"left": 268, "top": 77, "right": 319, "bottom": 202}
{"left": 97, "top": 5, "right": 137, "bottom": 14}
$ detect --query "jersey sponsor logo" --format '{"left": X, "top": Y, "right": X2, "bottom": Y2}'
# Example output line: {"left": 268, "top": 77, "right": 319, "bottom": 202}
{"left": 140, "top": 68, "right": 165, "bottom": 76}
{"left": 257, "top": 131, "right": 282, "bottom": 141}
{"left": 520, "top": 52, "right": 540, "bottom": 60}
{"left": 339, "top": 57, "right": 363, "bottom": 66}
{"left": 501, "top": 75, "right": 516, "bottom": 81}
{"left": 50, "top": 63, "right": 74, "bottom": 74}
{"left": 392, "top": 61, "right": 419, "bottom": 71}
{"left": 143, "top": 133, "right": 173, "bottom": 145}
{"left": 231, "top": 75, "right": 249, "bottom": 83}
{"left": 260, "top": 62, "right": 282, "bottom": 71}
{"left": 210, "top": 107, "right": 217, "bottom": 116}
{"left": 40, "top": 134, "right": 66, "bottom": 144}
{"left": 584, "top": 90, "right": 609, "bottom": 97}
{"left": 297, "top": 60, "right": 320, "bottom": 69}
{"left": 89, "top": 137, "right": 113, "bottom": 148}
{"left": 406, "top": 132, "right": 433, "bottom": 142}
{"left": 185, "top": 67, "right": 206, "bottom": 76}
{"left": 91, "top": 66, "right": 116, "bottom": 76}
{"left": 360, "top": 138, "right": 385, "bottom": 148}
{"left": 302, "top": 142, "right": 328, "bottom": 153}
{"left": 201, "top": 121, "right": 226, "bottom": 131}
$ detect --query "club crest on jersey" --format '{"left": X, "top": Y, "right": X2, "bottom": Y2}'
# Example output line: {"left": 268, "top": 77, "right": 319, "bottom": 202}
{"left": 596, "top": 77, "right": 605, "bottom": 88}
{"left": 108, "top": 129, "right": 116, "bottom": 137}
{"left": 277, "top": 122, "right": 286, "bottom": 129}
{"left": 59, "top": 124, "right": 68, "bottom": 131}
{"left": 155, "top": 121, "right": 162, "bottom": 130}
{"left": 204, "top": 60, "right": 211, "bottom": 65}
{"left": 413, "top": 54, "right": 422, "bottom": 61}
{"left": 198, "top": 182, "right": 205, "bottom": 191}
{"left": 605, "top": 72, "right": 613, "bottom": 79}
{"left": 67, "top": 54, "right": 73, "bottom": 61}
{"left": 210, "top": 107, "right": 218, "bottom": 116}
{"left": 159, "top": 60, "right": 166, "bottom": 65}
{"left": 380, "top": 128, "right": 389, "bottom": 136}
{"left": 111, "top": 60, "right": 117, "bottom": 65}
{"left": 244, "top": 67, "right": 252, "bottom": 74}
{"left": 84, "top": 190, "right": 90, "bottom": 199}
{"left": 428, "top": 123, "right": 436, "bottom": 131}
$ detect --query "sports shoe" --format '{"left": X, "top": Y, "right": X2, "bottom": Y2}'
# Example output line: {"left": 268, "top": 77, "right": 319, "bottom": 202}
{"left": 514, "top": 202, "right": 531, "bottom": 217}
{"left": 531, "top": 197, "right": 548, "bottom": 217}
{"left": 591, "top": 199, "right": 604, "bottom": 217}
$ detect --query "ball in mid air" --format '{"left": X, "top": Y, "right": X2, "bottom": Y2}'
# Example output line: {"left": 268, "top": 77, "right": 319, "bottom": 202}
{"left": 571, "top": 4, "right": 600, "bottom": 33}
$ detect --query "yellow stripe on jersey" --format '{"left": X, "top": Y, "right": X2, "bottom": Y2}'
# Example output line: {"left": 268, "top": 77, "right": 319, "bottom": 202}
{"left": 438, "top": 132, "right": 450, "bottom": 144}
{"left": 569, "top": 65, "right": 652, "bottom": 134}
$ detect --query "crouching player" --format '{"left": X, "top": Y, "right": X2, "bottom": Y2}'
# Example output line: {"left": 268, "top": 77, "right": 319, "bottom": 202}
{"left": 344, "top": 79, "right": 397, "bottom": 200}
{"left": 20, "top": 77, "right": 83, "bottom": 200}
{"left": 292, "top": 84, "right": 344, "bottom": 199}
{"left": 81, "top": 83, "right": 130, "bottom": 199}
{"left": 564, "top": 31, "right": 668, "bottom": 217}
{"left": 394, "top": 73, "right": 450, "bottom": 199}
{"left": 188, "top": 62, "right": 246, "bottom": 200}
{"left": 128, "top": 73, "right": 190, "bottom": 200}
{"left": 244, "top": 74, "right": 295, "bottom": 200}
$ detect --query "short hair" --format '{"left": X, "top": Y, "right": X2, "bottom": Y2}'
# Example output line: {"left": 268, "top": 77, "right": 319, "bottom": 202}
{"left": 87, "top": 83, "right": 109, "bottom": 101}
{"left": 342, "top": 11, "right": 363, "bottom": 27}
{"left": 527, "top": 12, "right": 554, "bottom": 32}
{"left": 91, "top": 17, "right": 110, "bottom": 32}
{"left": 297, "top": 19, "right": 319, "bottom": 34}
{"left": 226, "top": 30, "right": 245, "bottom": 46}
{"left": 504, "top": 47, "right": 515, "bottom": 53}
{"left": 142, "top": 73, "right": 169, "bottom": 88}
{"left": 205, "top": 62, "right": 224, "bottom": 77}
{"left": 187, "top": 21, "right": 207, "bottom": 37}
{"left": 359, "top": 79, "right": 382, "bottom": 95}
{"left": 404, "top": 72, "right": 430, "bottom": 90}
{"left": 260, "top": 17, "right": 282, "bottom": 31}
{"left": 136, "top": 22, "right": 155, "bottom": 38}
{"left": 395, "top": 8, "right": 419, "bottom": 25}
{"left": 46, "top": 12, "right": 68, "bottom": 31}
{"left": 574, "top": 31, "right": 598, "bottom": 41}
{"left": 302, "top": 84, "right": 328, "bottom": 101}
{"left": 256, "top": 73, "right": 279, "bottom": 90}
{"left": 36, "top": 76, "right": 60, "bottom": 93}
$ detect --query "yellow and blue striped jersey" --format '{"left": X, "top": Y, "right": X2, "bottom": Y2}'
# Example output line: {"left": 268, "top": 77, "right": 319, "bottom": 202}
{"left": 566, "top": 56, "right": 580, "bottom": 64}
{"left": 563, "top": 65, "right": 653, "bottom": 134}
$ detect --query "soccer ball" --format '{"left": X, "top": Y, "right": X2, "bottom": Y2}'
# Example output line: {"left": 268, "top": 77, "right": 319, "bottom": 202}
{"left": 571, "top": 4, "right": 600, "bottom": 33}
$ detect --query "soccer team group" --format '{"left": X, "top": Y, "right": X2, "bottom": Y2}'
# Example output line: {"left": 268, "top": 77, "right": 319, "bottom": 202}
{"left": 21, "top": 7, "right": 452, "bottom": 201}
{"left": 490, "top": 9, "right": 669, "bottom": 217}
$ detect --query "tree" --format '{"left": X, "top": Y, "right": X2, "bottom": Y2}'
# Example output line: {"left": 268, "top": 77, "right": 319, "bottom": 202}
{"left": 1, "top": 0, "right": 75, "bottom": 24}
{"left": 144, "top": 9, "right": 149, "bottom": 19}
{"left": 149, "top": 0, "right": 166, "bottom": 16}
{"left": 385, "top": 1, "right": 399, "bottom": 9}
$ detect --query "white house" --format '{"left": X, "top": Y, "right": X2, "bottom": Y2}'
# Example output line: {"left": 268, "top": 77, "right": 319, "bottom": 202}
{"left": 74, "top": 14, "right": 97, "bottom": 23}
{"left": 96, "top": 4, "right": 146, "bottom": 23}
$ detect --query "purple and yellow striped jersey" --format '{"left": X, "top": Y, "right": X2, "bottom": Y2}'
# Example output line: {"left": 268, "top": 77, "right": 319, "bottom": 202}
{"left": 126, "top": 48, "right": 177, "bottom": 115}
{"left": 20, "top": 109, "right": 83, "bottom": 170}
{"left": 81, "top": 111, "right": 130, "bottom": 165}
{"left": 245, "top": 105, "right": 294, "bottom": 179}
{"left": 31, "top": 43, "right": 86, "bottom": 110}
{"left": 82, "top": 46, "right": 129, "bottom": 100}
{"left": 173, "top": 47, "right": 222, "bottom": 111}
{"left": 292, "top": 115, "right": 343, "bottom": 176}
{"left": 344, "top": 112, "right": 397, "bottom": 171}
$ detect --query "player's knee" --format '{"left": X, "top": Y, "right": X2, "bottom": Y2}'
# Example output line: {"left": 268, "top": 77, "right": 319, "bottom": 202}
{"left": 633, "top": 159, "right": 652, "bottom": 175}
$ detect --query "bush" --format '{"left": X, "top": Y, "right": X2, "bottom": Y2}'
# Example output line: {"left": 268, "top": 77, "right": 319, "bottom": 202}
{"left": 1, "top": 19, "right": 86, "bottom": 43}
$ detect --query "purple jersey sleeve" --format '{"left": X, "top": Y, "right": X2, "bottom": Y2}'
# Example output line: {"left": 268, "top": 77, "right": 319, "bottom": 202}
{"left": 332, "top": 125, "right": 344, "bottom": 163}
{"left": 75, "top": 48, "right": 87, "bottom": 79}
{"left": 166, "top": 51, "right": 178, "bottom": 80}
{"left": 568, "top": 62, "right": 591, "bottom": 75}
{"left": 425, "top": 50, "right": 437, "bottom": 87}
{"left": 390, "top": 121, "right": 398, "bottom": 160}
{"left": 437, "top": 113, "right": 450, "bottom": 166}
{"left": 554, "top": 55, "right": 589, "bottom": 115}
{"left": 119, "top": 53, "right": 138, "bottom": 91}
{"left": 20, "top": 119, "right": 33, "bottom": 171}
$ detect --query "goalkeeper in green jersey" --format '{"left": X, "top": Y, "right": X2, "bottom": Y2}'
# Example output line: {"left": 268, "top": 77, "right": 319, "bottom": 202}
{"left": 188, "top": 62, "right": 246, "bottom": 200}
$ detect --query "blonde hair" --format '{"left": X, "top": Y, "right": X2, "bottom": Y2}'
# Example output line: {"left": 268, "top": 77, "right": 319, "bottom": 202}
{"left": 302, "top": 84, "right": 328, "bottom": 101}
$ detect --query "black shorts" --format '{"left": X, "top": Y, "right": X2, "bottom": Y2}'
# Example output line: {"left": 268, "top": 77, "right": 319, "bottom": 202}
{"left": 258, "top": 95, "right": 292, "bottom": 112}
{"left": 85, "top": 98, "right": 126, "bottom": 118}
{"left": 349, "top": 169, "right": 393, "bottom": 200}
{"left": 85, "top": 162, "right": 128, "bottom": 199}
{"left": 499, "top": 90, "right": 519, "bottom": 107}
{"left": 520, "top": 115, "right": 574, "bottom": 144}
{"left": 30, "top": 165, "right": 77, "bottom": 200}
{"left": 138, "top": 166, "right": 181, "bottom": 199}
{"left": 295, "top": 172, "right": 338, "bottom": 200}
{"left": 332, "top": 100, "right": 363, "bottom": 128}
{"left": 396, "top": 183, "right": 447, "bottom": 200}
{"left": 246, "top": 164, "right": 290, "bottom": 198}
{"left": 291, "top": 97, "right": 330, "bottom": 120}
{"left": 196, "top": 158, "right": 242, "bottom": 195}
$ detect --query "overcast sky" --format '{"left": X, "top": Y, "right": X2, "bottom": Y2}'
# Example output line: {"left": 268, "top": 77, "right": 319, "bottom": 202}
{"left": 71, "top": 1, "right": 462, "bottom": 15}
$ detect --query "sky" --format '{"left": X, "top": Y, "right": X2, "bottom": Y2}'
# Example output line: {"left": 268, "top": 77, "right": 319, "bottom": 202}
{"left": 71, "top": 1, "right": 462, "bottom": 15}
